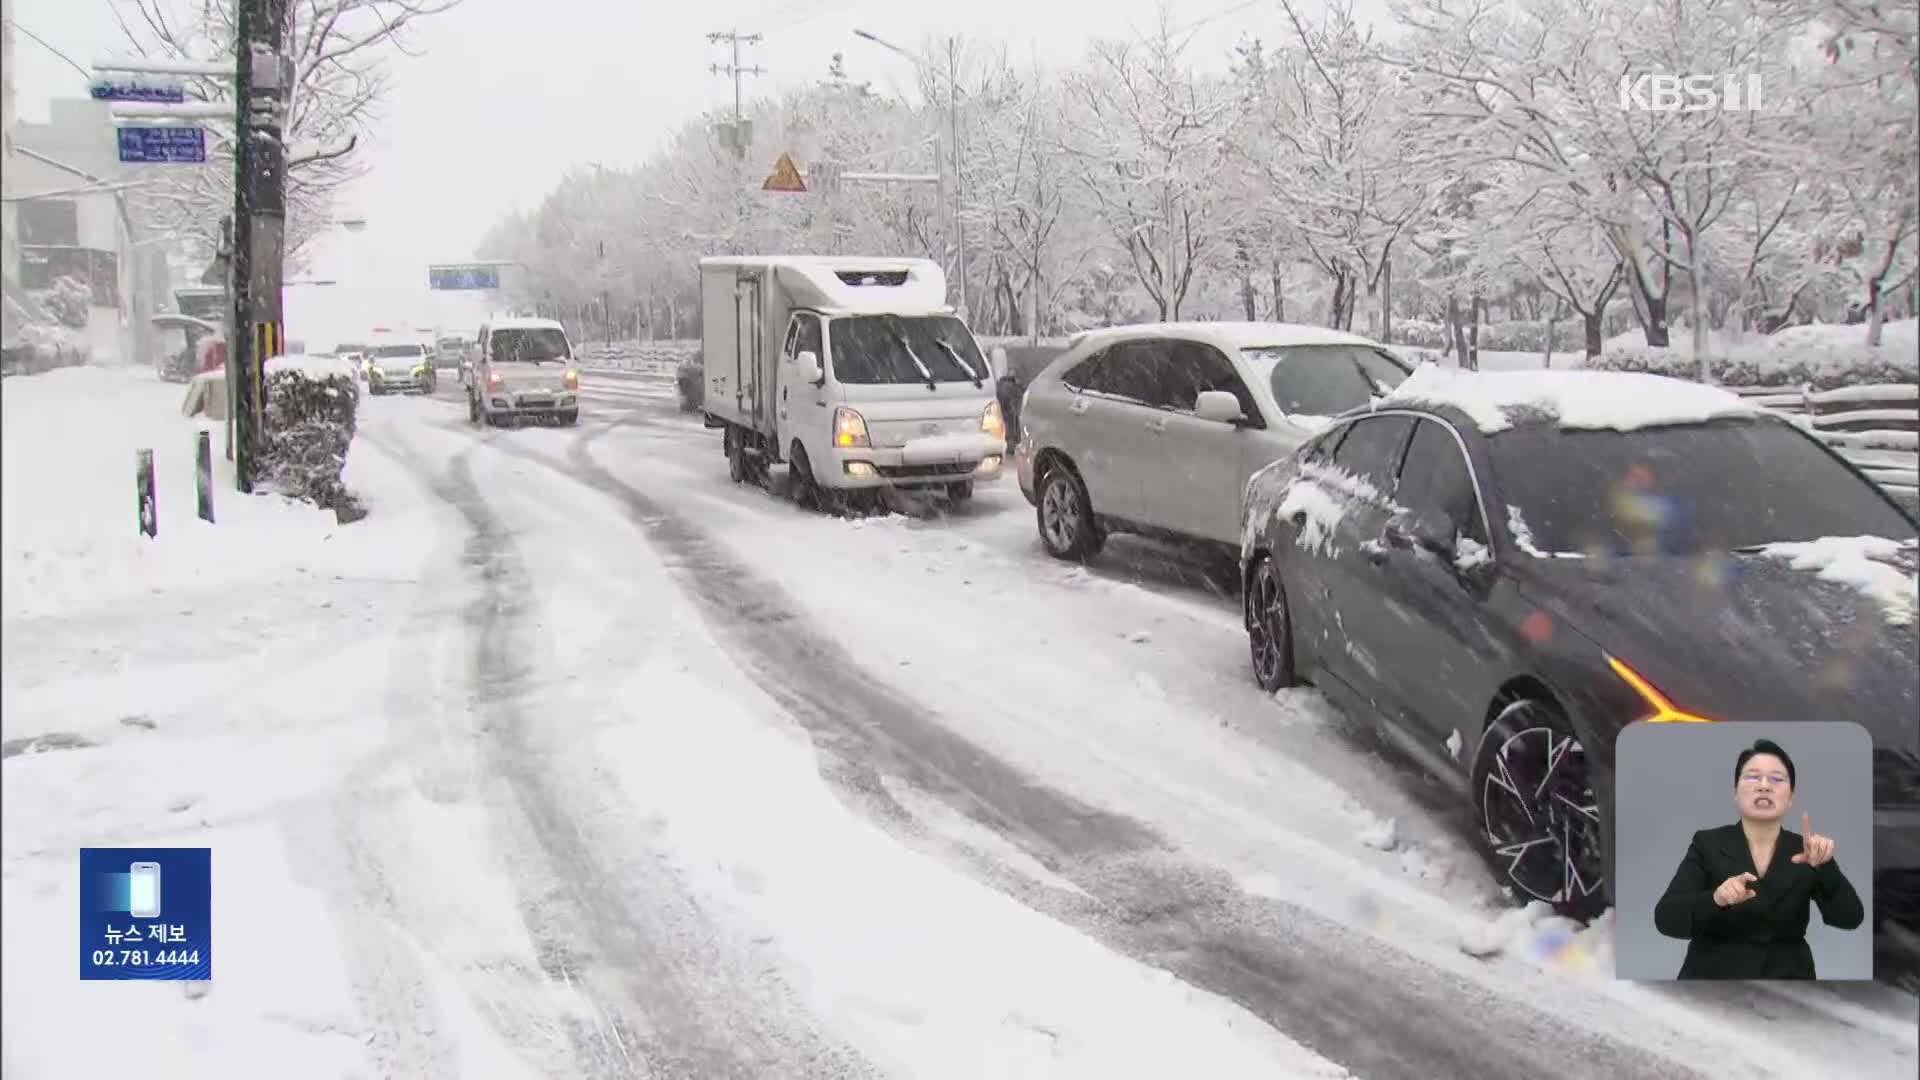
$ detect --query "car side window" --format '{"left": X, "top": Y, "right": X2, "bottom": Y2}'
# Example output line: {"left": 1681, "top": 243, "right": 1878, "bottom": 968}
{"left": 1060, "top": 349, "right": 1103, "bottom": 391}
{"left": 1396, "top": 418, "right": 1486, "bottom": 543}
{"left": 1303, "top": 425, "right": 1342, "bottom": 464}
{"left": 1183, "top": 340, "right": 1262, "bottom": 426}
{"left": 1330, "top": 415, "right": 1415, "bottom": 496}
{"left": 794, "top": 314, "right": 822, "bottom": 358}
{"left": 1086, "top": 342, "right": 1159, "bottom": 406}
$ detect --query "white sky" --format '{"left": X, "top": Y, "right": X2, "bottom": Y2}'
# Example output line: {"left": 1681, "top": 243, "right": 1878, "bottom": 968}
{"left": 8, "top": 0, "right": 1373, "bottom": 343}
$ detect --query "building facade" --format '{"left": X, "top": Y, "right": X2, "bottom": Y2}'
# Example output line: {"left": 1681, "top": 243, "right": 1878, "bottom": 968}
{"left": 11, "top": 98, "right": 164, "bottom": 366}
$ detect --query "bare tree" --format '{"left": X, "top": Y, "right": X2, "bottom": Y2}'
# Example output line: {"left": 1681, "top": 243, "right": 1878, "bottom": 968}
{"left": 114, "top": 0, "right": 461, "bottom": 263}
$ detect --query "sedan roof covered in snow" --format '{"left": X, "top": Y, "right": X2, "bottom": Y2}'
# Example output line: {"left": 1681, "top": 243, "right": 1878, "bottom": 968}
{"left": 1375, "top": 366, "right": 1761, "bottom": 435}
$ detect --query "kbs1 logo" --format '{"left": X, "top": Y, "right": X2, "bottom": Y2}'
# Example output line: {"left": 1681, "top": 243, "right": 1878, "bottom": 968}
{"left": 1618, "top": 73, "right": 1766, "bottom": 113}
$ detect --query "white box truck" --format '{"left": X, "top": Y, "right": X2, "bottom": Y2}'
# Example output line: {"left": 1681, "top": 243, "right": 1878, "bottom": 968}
{"left": 701, "top": 255, "right": 1008, "bottom": 506}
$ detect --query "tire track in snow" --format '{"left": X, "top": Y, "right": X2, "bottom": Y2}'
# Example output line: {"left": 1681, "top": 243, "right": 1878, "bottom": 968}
{"left": 432, "top": 423, "right": 1703, "bottom": 1080}
{"left": 392, "top": 429, "right": 870, "bottom": 1080}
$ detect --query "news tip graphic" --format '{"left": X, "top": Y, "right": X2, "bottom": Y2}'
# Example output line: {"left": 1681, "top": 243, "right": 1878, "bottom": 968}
{"left": 79, "top": 847, "right": 212, "bottom": 981}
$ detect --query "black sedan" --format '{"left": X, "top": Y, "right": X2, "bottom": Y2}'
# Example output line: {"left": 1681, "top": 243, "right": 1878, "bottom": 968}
{"left": 1237, "top": 371, "right": 1919, "bottom": 975}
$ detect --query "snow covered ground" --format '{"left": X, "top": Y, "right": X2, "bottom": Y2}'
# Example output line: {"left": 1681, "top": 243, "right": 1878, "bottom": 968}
{"left": 3, "top": 369, "right": 1343, "bottom": 1077}
{"left": 4, "top": 367, "right": 1915, "bottom": 1078}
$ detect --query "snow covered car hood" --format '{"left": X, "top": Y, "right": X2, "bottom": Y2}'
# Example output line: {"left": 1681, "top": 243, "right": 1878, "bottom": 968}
{"left": 1511, "top": 538, "right": 1919, "bottom": 755}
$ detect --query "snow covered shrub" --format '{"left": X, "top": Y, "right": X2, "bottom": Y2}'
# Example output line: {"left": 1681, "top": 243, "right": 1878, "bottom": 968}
{"left": 1589, "top": 320, "right": 1920, "bottom": 389}
{"left": 45, "top": 276, "right": 92, "bottom": 330}
{"left": 259, "top": 366, "right": 362, "bottom": 517}
{"left": 1390, "top": 320, "right": 1450, "bottom": 349}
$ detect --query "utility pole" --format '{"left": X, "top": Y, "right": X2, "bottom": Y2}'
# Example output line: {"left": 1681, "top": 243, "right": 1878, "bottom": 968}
{"left": 706, "top": 30, "right": 763, "bottom": 159}
{"left": 228, "top": 0, "right": 290, "bottom": 493}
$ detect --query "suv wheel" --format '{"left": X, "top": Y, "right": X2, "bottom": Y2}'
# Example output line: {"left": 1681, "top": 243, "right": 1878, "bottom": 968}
{"left": 1037, "top": 463, "right": 1102, "bottom": 561}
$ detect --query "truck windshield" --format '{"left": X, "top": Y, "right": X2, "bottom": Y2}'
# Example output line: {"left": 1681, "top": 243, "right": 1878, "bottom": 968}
{"left": 491, "top": 328, "right": 571, "bottom": 363}
{"left": 829, "top": 315, "right": 985, "bottom": 387}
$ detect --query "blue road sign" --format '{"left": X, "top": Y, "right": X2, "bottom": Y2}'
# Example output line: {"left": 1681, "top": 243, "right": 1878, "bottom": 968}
{"left": 90, "top": 78, "right": 187, "bottom": 104}
{"left": 117, "top": 127, "right": 207, "bottom": 164}
{"left": 428, "top": 265, "right": 502, "bottom": 291}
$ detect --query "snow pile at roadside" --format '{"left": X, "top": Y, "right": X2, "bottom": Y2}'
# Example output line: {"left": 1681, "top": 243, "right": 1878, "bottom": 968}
{"left": 1757, "top": 535, "right": 1920, "bottom": 626}
{"left": 1591, "top": 318, "right": 1919, "bottom": 389}
{"left": 3, "top": 383, "right": 448, "bottom": 1077}
{"left": 0, "top": 367, "right": 413, "bottom": 620}
{"left": 1459, "top": 902, "right": 1615, "bottom": 977}
{"left": 1380, "top": 365, "right": 1757, "bottom": 434}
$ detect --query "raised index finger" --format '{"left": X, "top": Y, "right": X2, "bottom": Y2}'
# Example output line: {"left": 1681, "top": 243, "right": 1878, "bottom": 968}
{"left": 1802, "top": 812, "right": 1811, "bottom": 836}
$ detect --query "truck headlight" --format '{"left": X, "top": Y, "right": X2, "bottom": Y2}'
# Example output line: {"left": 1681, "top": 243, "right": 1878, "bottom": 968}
{"left": 834, "top": 406, "right": 870, "bottom": 448}
{"left": 981, "top": 401, "right": 1006, "bottom": 442}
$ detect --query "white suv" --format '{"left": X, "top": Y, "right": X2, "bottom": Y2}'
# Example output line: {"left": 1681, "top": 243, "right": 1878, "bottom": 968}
{"left": 1015, "top": 322, "right": 1412, "bottom": 562}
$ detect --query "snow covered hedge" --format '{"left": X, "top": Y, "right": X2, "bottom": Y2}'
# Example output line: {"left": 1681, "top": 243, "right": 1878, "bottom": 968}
{"left": 1587, "top": 320, "right": 1920, "bottom": 389}
{"left": 259, "top": 362, "right": 362, "bottom": 519}
{"left": 1390, "top": 319, "right": 1586, "bottom": 353}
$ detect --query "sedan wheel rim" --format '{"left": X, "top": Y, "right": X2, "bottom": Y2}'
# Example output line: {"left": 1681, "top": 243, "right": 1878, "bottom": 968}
{"left": 1041, "top": 478, "right": 1079, "bottom": 549}
{"left": 1247, "top": 567, "right": 1286, "bottom": 684}
{"left": 1481, "top": 721, "right": 1604, "bottom": 905}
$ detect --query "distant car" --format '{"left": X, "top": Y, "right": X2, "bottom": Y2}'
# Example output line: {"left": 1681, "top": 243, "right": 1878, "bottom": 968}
{"left": 364, "top": 343, "right": 435, "bottom": 395}
{"left": 1238, "top": 366, "right": 1920, "bottom": 978}
{"left": 1016, "top": 321, "right": 1411, "bottom": 565}
{"left": 468, "top": 317, "right": 580, "bottom": 426}
{"left": 676, "top": 353, "right": 703, "bottom": 412}
{"left": 434, "top": 337, "right": 470, "bottom": 371}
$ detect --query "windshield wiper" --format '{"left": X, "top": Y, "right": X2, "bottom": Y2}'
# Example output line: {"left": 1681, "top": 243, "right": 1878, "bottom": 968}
{"left": 889, "top": 324, "right": 936, "bottom": 390}
{"left": 938, "top": 340, "right": 984, "bottom": 388}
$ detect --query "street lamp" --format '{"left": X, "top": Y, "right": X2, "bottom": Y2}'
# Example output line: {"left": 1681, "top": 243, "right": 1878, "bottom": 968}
{"left": 853, "top": 28, "right": 967, "bottom": 321}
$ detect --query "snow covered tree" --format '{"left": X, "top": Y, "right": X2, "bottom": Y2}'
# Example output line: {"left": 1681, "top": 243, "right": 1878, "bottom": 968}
{"left": 1059, "top": 11, "right": 1238, "bottom": 321}
{"left": 1245, "top": 0, "right": 1438, "bottom": 336}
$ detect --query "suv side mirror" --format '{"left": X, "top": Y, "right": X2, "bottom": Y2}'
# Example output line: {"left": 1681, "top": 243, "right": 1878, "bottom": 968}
{"left": 1195, "top": 390, "right": 1246, "bottom": 425}
{"left": 796, "top": 349, "right": 825, "bottom": 385}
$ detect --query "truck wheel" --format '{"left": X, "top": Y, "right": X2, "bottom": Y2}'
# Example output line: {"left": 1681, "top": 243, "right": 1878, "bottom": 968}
{"left": 725, "top": 429, "right": 748, "bottom": 483}
{"left": 789, "top": 441, "right": 823, "bottom": 511}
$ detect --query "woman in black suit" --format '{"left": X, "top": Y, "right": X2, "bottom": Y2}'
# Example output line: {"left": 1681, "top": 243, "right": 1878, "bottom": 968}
{"left": 1653, "top": 739, "right": 1865, "bottom": 979}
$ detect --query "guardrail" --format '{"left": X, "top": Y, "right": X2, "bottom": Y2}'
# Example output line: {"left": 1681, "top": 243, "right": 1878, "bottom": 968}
{"left": 572, "top": 340, "right": 695, "bottom": 375}
{"left": 1730, "top": 382, "right": 1919, "bottom": 509}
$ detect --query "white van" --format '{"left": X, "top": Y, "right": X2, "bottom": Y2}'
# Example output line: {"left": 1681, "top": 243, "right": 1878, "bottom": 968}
{"left": 468, "top": 316, "right": 581, "bottom": 426}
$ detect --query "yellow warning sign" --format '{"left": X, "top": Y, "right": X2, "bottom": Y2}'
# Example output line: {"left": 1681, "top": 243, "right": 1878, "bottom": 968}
{"left": 762, "top": 151, "right": 807, "bottom": 193}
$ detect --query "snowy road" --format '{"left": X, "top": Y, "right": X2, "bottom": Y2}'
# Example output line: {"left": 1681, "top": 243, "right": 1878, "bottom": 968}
{"left": 448, "top": 379, "right": 1914, "bottom": 1076}
{"left": 5, "top": 369, "right": 1915, "bottom": 1078}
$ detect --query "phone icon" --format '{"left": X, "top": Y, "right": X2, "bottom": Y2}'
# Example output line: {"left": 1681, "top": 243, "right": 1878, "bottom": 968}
{"left": 128, "top": 862, "right": 162, "bottom": 918}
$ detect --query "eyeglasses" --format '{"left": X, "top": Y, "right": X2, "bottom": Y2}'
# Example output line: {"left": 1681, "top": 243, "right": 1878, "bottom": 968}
{"left": 1739, "top": 772, "right": 1790, "bottom": 787}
